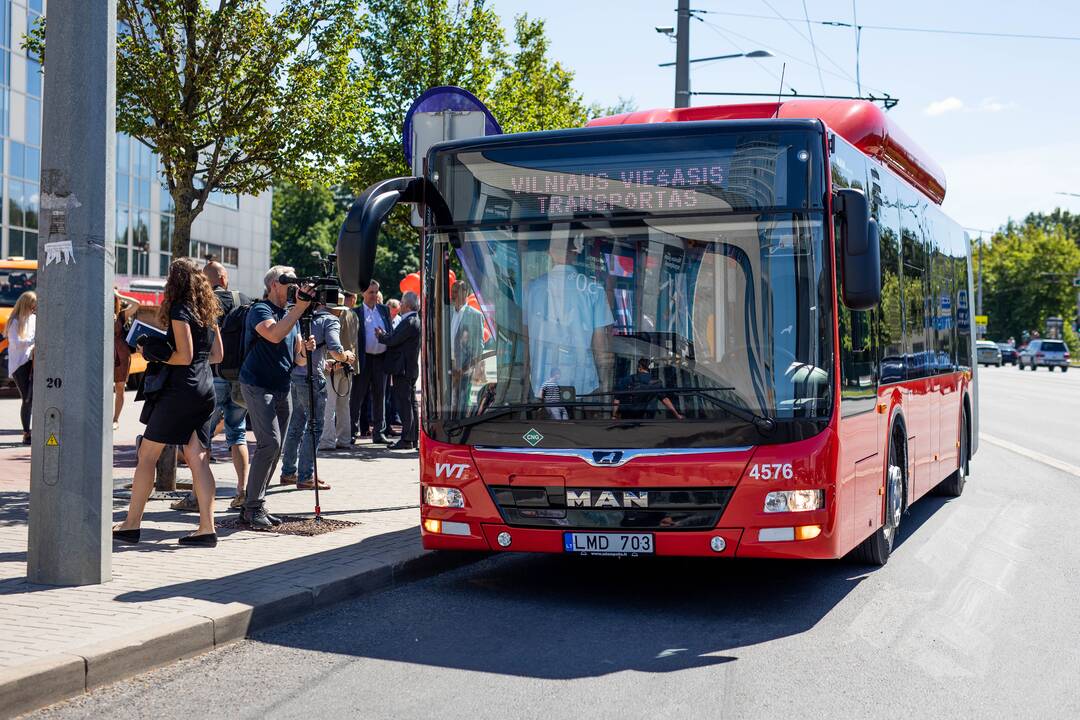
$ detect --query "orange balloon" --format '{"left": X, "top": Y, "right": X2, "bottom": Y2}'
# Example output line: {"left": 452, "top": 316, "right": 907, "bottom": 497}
{"left": 399, "top": 272, "right": 421, "bottom": 295}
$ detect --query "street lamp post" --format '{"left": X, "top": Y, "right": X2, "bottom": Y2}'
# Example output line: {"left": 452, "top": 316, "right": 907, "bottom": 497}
{"left": 658, "top": 1, "right": 772, "bottom": 109}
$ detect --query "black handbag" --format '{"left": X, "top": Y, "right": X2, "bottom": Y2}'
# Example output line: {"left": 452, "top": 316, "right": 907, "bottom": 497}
{"left": 136, "top": 361, "right": 169, "bottom": 401}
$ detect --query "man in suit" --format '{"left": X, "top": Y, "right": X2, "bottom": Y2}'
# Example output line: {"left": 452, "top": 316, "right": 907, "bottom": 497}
{"left": 450, "top": 280, "right": 484, "bottom": 416}
{"left": 350, "top": 280, "right": 392, "bottom": 444}
{"left": 377, "top": 291, "right": 421, "bottom": 450}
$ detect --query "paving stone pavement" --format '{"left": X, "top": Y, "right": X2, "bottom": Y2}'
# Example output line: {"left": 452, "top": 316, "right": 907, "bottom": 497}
{"left": 0, "top": 390, "right": 456, "bottom": 716}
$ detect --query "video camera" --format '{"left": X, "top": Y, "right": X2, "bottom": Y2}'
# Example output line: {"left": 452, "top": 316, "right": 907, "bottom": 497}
{"left": 281, "top": 253, "right": 344, "bottom": 307}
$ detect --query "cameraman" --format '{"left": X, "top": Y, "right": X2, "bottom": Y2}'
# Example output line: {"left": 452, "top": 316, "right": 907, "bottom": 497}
{"left": 280, "top": 295, "right": 353, "bottom": 490}
{"left": 239, "top": 265, "right": 316, "bottom": 529}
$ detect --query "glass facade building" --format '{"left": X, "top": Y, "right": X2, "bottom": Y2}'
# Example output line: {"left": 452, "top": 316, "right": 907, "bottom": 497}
{"left": 2, "top": 0, "right": 271, "bottom": 296}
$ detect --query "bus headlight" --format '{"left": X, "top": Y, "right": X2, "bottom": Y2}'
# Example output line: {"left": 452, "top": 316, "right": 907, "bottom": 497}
{"left": 764, "top": 489, "right": 824, "bottom": 513}
{"left": 424, "top": 486, "right": 465, "bottom": 508}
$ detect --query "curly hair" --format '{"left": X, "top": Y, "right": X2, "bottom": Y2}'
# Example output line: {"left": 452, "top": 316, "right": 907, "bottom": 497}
{"left": 160, "top": 257, "right": 220, "bottom": 328}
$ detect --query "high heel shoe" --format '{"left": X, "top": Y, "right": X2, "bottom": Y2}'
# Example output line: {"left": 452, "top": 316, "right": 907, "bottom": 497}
{"left": 178, "top": 533, "right": 218, "bottom": 547}
{"left": 112, "top": 528, "right": 141, "bottom": 544}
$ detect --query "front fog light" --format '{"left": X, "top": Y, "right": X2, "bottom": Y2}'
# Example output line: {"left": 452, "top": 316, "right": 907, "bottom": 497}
{"left": 764, "top": 489, "right": 824, "bottom": 513}
{"left": 424, "top": 486, "right": 465, "bottom": 508}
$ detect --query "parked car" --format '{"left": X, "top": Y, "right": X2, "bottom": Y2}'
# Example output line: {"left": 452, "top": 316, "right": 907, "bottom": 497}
{"left": 997, "top": 343, "right": 1019, "bottom": 366}
{"left": 976, "top": 340, "right": 1002, "bottom": 367}
{"left": 1018, "top": 339, "right": 1070, "bottom": 371}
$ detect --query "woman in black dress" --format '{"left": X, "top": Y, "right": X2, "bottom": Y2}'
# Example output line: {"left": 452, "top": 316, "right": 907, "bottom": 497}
{"left": 114, "top": 258, "right": 224, "bottom": 546}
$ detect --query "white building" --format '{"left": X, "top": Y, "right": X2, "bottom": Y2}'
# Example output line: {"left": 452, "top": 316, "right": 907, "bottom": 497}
{"left": 2, "top": 0, "right": 272, "bottom": 298}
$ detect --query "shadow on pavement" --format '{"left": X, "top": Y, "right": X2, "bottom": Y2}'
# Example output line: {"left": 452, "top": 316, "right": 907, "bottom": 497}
{"left": 111, "top": 526, "right": 420, "bottom": 604}
{"left": 99, "top": 491, "right": 955, "bottom": 680}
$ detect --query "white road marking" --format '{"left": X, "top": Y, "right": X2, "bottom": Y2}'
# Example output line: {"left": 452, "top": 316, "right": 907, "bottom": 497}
{"left": 981, "top": 433, "right": 1080, "bottom": 478}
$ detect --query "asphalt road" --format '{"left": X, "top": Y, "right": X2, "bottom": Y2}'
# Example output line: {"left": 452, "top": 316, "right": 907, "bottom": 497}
{"left": 33, "top": 368, "right": 1080, "bottom": 720}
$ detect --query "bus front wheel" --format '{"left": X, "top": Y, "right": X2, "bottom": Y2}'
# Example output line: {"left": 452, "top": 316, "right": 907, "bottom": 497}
{"left": 852, "top": 427, "right": 907, "bottom": 566}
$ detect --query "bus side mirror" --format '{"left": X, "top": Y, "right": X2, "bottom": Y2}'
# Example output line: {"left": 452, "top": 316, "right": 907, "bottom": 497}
{"left": 835, "top": 188, "right": 881, "bottom": 310}
{"left": 337, "top": 176, "right": 424, "bottom": 293}
{"left": 337, "top": 175, "right": 454, "bottom": 293}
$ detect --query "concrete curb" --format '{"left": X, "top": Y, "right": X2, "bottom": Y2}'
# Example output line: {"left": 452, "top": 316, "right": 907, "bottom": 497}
{"left": 4, "top": 548, "right": 480, "bottom": 719}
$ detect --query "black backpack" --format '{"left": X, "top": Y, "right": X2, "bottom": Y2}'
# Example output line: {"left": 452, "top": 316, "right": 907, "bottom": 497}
{"left": 218, "top": 295, "right": 263, "bottom": 381}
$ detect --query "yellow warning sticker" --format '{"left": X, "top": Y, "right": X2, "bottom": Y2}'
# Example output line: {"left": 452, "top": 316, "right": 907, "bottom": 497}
{"left": 46, "top": 434, "right": 59, "bottom": 447}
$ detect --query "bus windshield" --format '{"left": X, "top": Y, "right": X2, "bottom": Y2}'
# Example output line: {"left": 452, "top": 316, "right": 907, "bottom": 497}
{"left": 424, "top": 126, "right": 832, "bottom": 447}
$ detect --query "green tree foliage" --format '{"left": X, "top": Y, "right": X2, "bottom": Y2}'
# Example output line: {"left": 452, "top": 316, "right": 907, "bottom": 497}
{"left": 979, "top": 223, "right": 1080, "bottom": 345}
{"left": 346, "top": 0, "right": 592, "bottom": 289}
{"left": 1014, "top": 208, "right": 1080, "bottom": 249}
{"left": 28, "top": 1, "right": 366, "bottom": 261}
{"left": 486, "top": 15, "right": 589, "bottom": 133}
{"left": 271, "top": 184, "right": 349, "bottom": 278}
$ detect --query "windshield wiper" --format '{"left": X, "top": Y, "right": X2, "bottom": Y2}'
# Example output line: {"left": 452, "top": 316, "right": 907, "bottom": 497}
{"left": 443, "top": 400, "right": 613, "bottom": 433}
{"left": 579, "top": 386, "right": 776, "bottom": 434}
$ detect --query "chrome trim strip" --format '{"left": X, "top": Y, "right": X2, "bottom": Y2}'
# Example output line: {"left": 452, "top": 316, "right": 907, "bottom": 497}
{"left": 472, "top": 446, "right": 754, "bottom": 467}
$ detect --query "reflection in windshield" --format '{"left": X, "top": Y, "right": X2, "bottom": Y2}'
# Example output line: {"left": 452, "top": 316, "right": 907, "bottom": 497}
{"left": 430, "top": 214, "right": 833, "bottom": 427}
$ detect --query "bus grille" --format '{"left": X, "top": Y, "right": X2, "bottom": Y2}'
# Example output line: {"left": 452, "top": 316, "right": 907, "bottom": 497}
{"left": 488, "top": 486, "right": 735, "bottom": 530}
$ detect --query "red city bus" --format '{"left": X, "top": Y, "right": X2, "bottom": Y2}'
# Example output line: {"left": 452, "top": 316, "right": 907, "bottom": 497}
{"left": 340, "top": 99, "right": 977, "bottom": 565}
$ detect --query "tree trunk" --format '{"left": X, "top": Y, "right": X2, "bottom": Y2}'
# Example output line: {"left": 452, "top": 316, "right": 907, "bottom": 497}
{"left": 171, "top": 200, "right": 198, "bottom": 261}
{"left": 154, "top": 445, "right": 177, "bottom": 492}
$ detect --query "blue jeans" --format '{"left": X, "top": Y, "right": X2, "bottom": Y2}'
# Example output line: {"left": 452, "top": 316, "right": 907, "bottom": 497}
{"left": 281, "top": 375, "right": 326, "bottom": 482}
{"left": 209, "top": 378, "right": 247, "bottom": 447}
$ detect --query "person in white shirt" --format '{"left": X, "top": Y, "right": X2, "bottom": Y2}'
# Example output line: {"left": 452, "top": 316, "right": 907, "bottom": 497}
{"left": 523, "top": 244, "right": 615, "bottom": 401}
{"left": 5, "top": 291, "right": 36, "bottom": 444}
{"left": 348, "top": 280, "right": 393, "bottom": 444}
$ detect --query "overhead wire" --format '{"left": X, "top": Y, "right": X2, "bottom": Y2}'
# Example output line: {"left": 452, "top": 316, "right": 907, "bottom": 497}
{"left": 696, "top": 17, "right": 890, "bottom": 97}
{"left": 755, "top": 0, "right": 858, "bottom": 86}
{"left": 691, "top": 17, "right": 797, "bottom": 94}
{"left": 694, "top": 9, "right": 1080, "bottom": 42}
{"left": 800, "top": 0, "right": 827, "bottom": 94}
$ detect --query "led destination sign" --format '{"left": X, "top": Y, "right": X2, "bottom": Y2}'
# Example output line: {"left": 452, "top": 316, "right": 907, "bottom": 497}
{"left": 435, "top": 130, "right": 822, "bottom": 224}
{"left": 505, "top": 164, "right": 730, "bottom": 215}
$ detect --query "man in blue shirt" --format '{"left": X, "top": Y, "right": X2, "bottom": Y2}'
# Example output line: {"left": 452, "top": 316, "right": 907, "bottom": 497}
{"left": 280, "top": 301, "right": 353, "bottom": 490}
{"left": 239, "top": 265, "right": 315, "bottom": 529}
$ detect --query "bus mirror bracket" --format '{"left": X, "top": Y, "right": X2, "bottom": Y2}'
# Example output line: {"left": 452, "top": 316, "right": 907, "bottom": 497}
{"left": 337, "top": 176, "right": 452, "bottom": 293}
{"left": 835, "top": 188, "right": 881, "bottom": 310}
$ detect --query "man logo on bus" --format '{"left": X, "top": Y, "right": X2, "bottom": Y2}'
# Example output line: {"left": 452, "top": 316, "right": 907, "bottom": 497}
{"left": 566, "top": 490, "right": 649, "bottom": 508}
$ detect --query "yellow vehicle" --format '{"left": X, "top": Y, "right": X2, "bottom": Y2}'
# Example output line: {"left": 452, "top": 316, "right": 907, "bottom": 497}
{"left": 0, "top": 258, "right": 38, "bottom": 383}
{"left": 1, "top": 258, "right": 158, "bottom": 386}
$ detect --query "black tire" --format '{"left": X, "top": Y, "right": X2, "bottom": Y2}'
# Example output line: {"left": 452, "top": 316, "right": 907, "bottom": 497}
{"left": 1064, "top": 366, "right": 1069, "bottom": 373}
{"left": 937, "top": 409, "right": 968, "bottom": 497}
{"left": 852, "top": 426, "right": 906, "bottom": 566}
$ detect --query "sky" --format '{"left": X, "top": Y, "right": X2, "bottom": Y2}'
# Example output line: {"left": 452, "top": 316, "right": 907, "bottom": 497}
{"left": 482, "top": 0, "right": 1080, "bottom": 237}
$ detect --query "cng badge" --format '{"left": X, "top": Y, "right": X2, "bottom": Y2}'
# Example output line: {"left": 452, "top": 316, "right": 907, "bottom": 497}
{"left": 522, "top": 428, "right": 544, "bottom": 446}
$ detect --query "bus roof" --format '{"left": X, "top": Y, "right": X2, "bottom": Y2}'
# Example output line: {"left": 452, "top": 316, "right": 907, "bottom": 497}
{"left": 588, "top": 99, "right": 946, "bottom": 205}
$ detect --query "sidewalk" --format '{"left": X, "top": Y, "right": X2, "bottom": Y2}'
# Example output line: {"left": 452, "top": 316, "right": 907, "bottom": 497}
{"left": 0, "top": 391, "right": 462, "bottom": 719}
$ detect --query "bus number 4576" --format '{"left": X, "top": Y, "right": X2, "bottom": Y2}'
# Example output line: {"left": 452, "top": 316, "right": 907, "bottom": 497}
{"left": 748, "top": 463, "right": 794, "bottom": 480}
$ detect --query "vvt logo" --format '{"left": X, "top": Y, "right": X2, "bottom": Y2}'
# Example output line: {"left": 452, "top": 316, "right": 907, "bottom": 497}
{"left": 434, "top": 463, "right": 468, "bottom": 479}
{"left": 593, "top": 451, "right": 624, "bottom": 466}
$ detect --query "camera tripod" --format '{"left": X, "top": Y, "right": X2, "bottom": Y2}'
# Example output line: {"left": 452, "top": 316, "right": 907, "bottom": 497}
{"left": 298, "top": 312, "right": 323, "bottom": 522}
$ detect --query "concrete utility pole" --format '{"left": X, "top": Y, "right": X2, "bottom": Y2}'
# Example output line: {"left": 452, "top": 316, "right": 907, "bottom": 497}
{"left": 27, "top": 0, "right": 116, "bottom": 586}
{"left": 674, "top": 0, "right": 691, "bottom": 108}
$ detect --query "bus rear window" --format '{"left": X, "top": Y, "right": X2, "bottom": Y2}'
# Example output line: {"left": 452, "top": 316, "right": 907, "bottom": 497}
{"left": 0, "top": 270, "right": 36, "bottom": 307}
